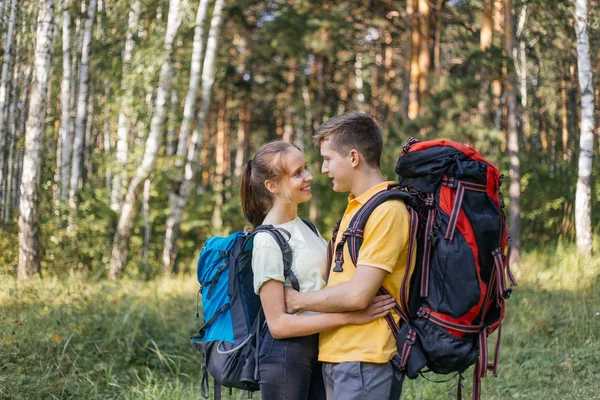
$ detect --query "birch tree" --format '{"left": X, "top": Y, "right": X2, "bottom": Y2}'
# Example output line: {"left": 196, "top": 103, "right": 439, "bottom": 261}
{"left": 162, "top": 0, "right": 225, "bottom": 274}
{"left": 57, "top": 0, "right": 73, "bottom": 202}
{"left": 574, "top": 0, "right": 594, "bottom": 256}
{"left": 69, "top": 0, "right": 97, "bottom": 208}
{"left": 0, "top": 0, "right": 18, "bottom": 188}
{"left": 18, "top": 0, "right": 55, "bottom": 279}
{"left": 505, "top": 0, "right": 521, "bottom": 269}
{"left": 110, "top": 0, "right": 183, "bottom": 280}
{"left": 110, "top": 0, "right": 142, "bottom": 211}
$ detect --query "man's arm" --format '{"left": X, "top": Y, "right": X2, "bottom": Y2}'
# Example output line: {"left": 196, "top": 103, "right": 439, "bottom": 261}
{"left": 286, "top": 265, "right": 388, "bottom": 313}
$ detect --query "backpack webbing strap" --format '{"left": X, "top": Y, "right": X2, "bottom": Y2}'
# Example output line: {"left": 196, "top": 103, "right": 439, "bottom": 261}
{"left": 252, "top": 226, "right": 300, "bottom": 292}
{"left": 197, "top": 303, "right": 231, "bottom": 337}
{"left": 442, "top": 178, "right": 487, "bottom": 243}
{"left": 421, "top": 194, "right": 435, "bottom": 297}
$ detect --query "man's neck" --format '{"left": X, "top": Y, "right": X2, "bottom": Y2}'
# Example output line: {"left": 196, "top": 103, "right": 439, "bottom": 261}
{"left": 350, "top": 168, "right": 386, "bottom": 198}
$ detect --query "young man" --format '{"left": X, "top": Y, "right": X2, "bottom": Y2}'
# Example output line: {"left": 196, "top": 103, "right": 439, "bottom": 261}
{"left": 285, "top": 111, "right": 415, "bottom": 400}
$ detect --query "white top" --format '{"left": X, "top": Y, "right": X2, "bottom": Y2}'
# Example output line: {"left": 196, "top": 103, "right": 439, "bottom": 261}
{"left": 251, "top": 217, "right": 328, "bottom": 315}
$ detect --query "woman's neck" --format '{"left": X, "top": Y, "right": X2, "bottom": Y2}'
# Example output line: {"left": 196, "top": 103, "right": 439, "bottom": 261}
{"left": 262, "top": 198, "right": 298, "bottom": 225}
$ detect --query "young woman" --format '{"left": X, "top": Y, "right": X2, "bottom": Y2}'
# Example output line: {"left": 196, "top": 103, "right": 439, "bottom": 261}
{"left": 240, "top": 141, "right": 394, "bottom": 400}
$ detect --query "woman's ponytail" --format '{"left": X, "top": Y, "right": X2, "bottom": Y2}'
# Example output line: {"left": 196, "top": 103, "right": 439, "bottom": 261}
{"left": 239, "top": 141, "right": 298, "bottom": 229}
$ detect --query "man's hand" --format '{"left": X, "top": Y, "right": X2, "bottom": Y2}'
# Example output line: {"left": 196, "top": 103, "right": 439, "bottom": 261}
{"left": 284, "top": 287, "right": 301, "bottom": 314}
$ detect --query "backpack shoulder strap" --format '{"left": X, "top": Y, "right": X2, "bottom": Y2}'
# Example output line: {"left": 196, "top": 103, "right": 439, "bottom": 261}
{"left": 300, "top": 218, "right": 319, "bottom": 236}
{"left": 252, "top": 225, "right": 300, "bottom": 291}
{"left": 334, "top": 185, "right": 413, "bottom": 270}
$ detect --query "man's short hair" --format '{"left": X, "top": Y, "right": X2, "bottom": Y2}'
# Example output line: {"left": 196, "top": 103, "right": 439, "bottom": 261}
{"left": 313, "top": 111, "right": 383, "bottom": 168}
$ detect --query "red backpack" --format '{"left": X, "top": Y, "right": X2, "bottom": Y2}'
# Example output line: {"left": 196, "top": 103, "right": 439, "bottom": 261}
{"left": 326, "top": 138, "right": 517, "bottom": 400}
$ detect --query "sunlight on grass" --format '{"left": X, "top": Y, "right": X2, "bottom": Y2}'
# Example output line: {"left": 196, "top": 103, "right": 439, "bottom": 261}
{"left": 1, "top": 243, "right": 599, "bottom": 399}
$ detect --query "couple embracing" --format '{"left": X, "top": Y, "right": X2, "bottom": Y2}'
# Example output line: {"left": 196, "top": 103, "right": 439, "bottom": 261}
{"left": 241, "top": 111, "right": 415, "bottom": 400}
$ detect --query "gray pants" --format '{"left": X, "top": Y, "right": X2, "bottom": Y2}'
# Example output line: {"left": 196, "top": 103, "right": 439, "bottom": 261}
{"left": 322, "top": 361, "right": 405, "bottom": 400}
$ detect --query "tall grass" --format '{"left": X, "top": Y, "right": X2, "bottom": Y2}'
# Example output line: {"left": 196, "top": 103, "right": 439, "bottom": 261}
{"left": 1, "top": 244, "right": 599, "bottom": 399}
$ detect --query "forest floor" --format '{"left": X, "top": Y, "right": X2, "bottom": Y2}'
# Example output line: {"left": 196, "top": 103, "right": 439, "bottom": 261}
{"left": 1, "top": 243, "right": 599, "bottom": 400}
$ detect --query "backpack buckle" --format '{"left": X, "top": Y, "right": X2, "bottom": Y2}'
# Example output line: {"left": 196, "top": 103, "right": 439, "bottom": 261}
{"left": 502, "top": 288, "right": 512, "bottom": 299}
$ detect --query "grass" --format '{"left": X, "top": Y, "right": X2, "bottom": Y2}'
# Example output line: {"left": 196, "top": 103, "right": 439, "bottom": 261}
{"left": 1, "top": 245, "right": 599, "bottom": 400}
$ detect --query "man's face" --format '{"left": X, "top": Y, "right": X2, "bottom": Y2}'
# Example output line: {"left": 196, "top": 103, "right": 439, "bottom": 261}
{"left": 320, "top": 139, "right": 353, "bottom": 193}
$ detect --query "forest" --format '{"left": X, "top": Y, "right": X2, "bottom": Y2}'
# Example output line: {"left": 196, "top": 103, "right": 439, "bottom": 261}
{"left": 0, "top": 0, "right": 598, "bottom": 399}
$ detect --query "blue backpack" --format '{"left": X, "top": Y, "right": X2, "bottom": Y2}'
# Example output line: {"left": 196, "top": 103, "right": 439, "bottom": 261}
{"left": 190, "top": 220, "right": 317, "bottom": 398}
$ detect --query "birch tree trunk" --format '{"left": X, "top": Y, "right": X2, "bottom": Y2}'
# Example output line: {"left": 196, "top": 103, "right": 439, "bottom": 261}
{"left": 111, "top": 0, "right": 142, "bottom": 211}
{"left": 574, "top": 0, "right": 594, "bottom": 256}
{"left": 505, "top": 0, "right": 521, "bottom": 270}
{"left": 515, "top": 5, "right": 529, "bottom": 149}
{"left": 0, "top": 0, "right": 18, "bottom": 188}
{"left": 69, "top": 0, "right": 97, "bottom": 208}
{"left": 57, "top": 1, "right": 73, "bottom": 202}
{"left": 14, "top": 66, "right": 31, "bottom": 214}
{"left": 110, "top": 0, "right": 183, "bottom": 280}
{"left": 162, "top": 0, "right": 225, "bottom": 274}
{"left": 175, "top": 0, "right": 210, "bottom": 163}
{"left": 18, "top": 0, "right": 55, "bottom": 279}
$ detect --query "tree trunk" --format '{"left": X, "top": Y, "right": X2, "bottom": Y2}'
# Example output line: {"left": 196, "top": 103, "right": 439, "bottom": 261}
{"left": 354, "top": 53, "right": 365, "bottom": 112}
{"left": 14, "top": 65, "right": 31, "bottom": 214}
{"left": 83, "top": 82, "right": 95, "bottom": 181}
{"left": 103, "top": 85, "right": 111, "bottom": 188}
{"left": 111, "top": 0, "right": 183, "bottom": 280}
{"left": 211, "top": 98, "right": 226, "bottom": 232}
{"left": 142, "top": 177, "right": 151, "bottom": 279}
{"left": 162, "top": 0, "right": 225, "bottom": 274}
{"left": 166, "top": 89, "right": 179, "bottom": 156}
{"left": 561, "top": 68, "right": 569, "bottom": 160}
{"left": 481, "top": 0, "right": 493, "bottom": 51}
{"left": 3, "top": 60, "right": 21, "bottom": 225}
{"left": 233, "top": 98, "right": 249, "bottom": 178}
{"left": 0, "top": 0, "right": 18, "bottom": 190}
{"left": 175, "top": 0, "right": 210, "bottom": 163}
{"left": 417, "top": 0, "right": 431, "bottom": 115}
{"left": 69, "top": 0, "right": 97, "bottom": 208}
{"left": 515, "top": 4, "right": 528, "bottom": 150}
{"left": 57, "top": 0, "right": 73, "bottom": 202}
{"left": 408, "top": 0, "right": 420, "bottom": 119}
{"left": 382, "top": 30, "right": 394, "bottom": 135}
{"left": 110, "top": 0, "right": 142, "bottom": 211}
{"left": 18, "top": 0, "right": 55, "bottom": 279}
{"left": 505, "top": 0, "right": 521, "bottom": 270}
{"left": 574, "top": 0, "right": 594, "bottom": 256}
{"left": 283, "top": 58, "right": 297, "bottom": 143}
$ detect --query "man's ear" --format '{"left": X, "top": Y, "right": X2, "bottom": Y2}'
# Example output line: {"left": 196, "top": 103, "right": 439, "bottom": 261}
{"left": 349, "top": 149, "right": 360, "bottom": 168}
{"left": 264, "top": 180, "right": 279, "bottom": 194}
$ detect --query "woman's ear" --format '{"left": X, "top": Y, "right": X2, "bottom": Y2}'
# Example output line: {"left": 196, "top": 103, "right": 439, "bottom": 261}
{"left": 264, "top": 180, "right": 279, "bottom": 194}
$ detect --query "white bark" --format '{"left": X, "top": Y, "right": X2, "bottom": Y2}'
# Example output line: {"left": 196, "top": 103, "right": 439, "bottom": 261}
{"left": 110, "top": 0, "right": 183, "bottom": 280}
{"left": 162, "top": 0, "right": 225, "bottom": 274}
{"left": 57, "top": 1, "right": 72, "bottom": 202}
{"left": 574, "top": 0, "right": 594, "bottom": 256}
{"left": 175, "top": 0, "right": 210, "bottom": 162}
{"left": 111, "top": 0, "right": 142, "bottom": 211}
{"left": 69, "top": 0, "right": 97, "bottom": 208}
{"left": 18, "top": 0, "right": 55, "bottom": 279}
{"left": 0, "top": 0, "right": 18, "bottom": 187}
{"left": 505, "top": 0, "right": 521, "bottom": 269}
{"left": 14, "top": 66, "right": 31, "bottom": 213}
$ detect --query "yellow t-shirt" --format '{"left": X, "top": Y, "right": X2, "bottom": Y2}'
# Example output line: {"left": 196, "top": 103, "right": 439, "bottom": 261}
{"left": 318, "top": 181, "right": 415, "bottom": 364}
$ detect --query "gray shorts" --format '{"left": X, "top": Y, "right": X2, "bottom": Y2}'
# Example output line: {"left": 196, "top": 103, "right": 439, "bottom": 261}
{"left": 322, "top": 361, "right": 405, "bottom": 400}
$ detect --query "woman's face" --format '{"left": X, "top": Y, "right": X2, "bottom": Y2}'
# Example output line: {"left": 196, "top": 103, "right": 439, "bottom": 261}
{"left": 275, "top": 148, "right": 313, "bottom": 205}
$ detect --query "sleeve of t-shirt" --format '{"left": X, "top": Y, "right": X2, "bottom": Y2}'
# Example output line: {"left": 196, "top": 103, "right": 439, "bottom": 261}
{"left": 356, "top": 200, "right": 410, "bottom": 274}
{"left": 251, "top": 232, "right": 285, "bottom": 295}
